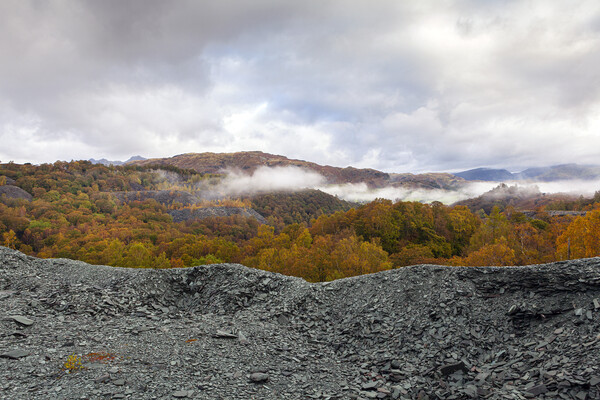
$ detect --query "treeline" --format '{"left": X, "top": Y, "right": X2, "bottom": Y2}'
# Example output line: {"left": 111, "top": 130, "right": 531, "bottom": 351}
{"left": 248, "top": 189, "right": 355, "bottom": 229}
{"left": 1, "top": 161, "right": 600, "bottom": 282}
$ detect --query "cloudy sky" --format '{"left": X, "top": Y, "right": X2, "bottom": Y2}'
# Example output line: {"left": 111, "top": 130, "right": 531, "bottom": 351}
{"left": 1, "top": 0, "right": 600, "bottom": 173}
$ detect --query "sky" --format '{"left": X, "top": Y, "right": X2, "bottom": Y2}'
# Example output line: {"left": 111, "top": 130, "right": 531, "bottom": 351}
{"left": 1, "top": 0, "right": 600, "bottom": 173}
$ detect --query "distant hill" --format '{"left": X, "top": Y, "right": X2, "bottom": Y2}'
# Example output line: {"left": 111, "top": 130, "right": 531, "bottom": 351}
{"left": 128, "top": 151, "right": 390, "bottom": 187}
{"left": 128, "top": 151, "right": 473, "bottom": 190}
{"left": 389, "top": 172, "right": 466, "bottom": 190}
{"left": 453, "top": 183, "right": 584, "bottom": 214}
{"left": 454, "top": 168, "right": 515, "bottom": 181}
{"left": 515, "top": 164, "right": 600, "bottom": 181}
{"left": 89, "top": 155, "right": 146, "bottom": 166}
{"left": 454, "top": 164, "right": 600, "bottom": 182}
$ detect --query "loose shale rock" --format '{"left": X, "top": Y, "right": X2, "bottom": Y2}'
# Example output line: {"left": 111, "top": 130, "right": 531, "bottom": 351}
{"left": 1, "top": 246, "right": 600, "bottom": 399}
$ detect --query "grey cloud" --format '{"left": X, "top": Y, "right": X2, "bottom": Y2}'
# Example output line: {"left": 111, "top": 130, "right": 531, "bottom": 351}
{"left": 1, "top": 1, "right": 600, "bottom": 172}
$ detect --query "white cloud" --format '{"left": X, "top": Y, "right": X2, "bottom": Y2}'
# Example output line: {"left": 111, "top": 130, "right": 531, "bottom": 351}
{"left": 215, "top": 166, "right": 326, "bottom": 196}
{"left": 1, "top": 1, "right": 600, "bottom": 173}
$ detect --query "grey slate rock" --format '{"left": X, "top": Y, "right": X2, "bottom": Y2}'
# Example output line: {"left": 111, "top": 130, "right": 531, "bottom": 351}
{"left": 2, "top": 247, "right": 600, "bottom": 400}
{"left": 7, "top": 315, "right": 34, "bottom": 326}
{"left": 0, "top": 349, "right": 30, "bottom": 359}
{"left": 249, "top": 372, "right": 269, "bottom": 383}
{"left": 527, "top": 384, "right": 548, "bottom": 396}
{"left": 439, "top": 361, "right": 468, "bottom": 376}
{"left": 213, "top": 330, "right": 237, "bottom": 339}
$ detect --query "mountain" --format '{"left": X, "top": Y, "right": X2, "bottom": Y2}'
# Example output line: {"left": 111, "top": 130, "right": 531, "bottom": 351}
{"left": 128, "top": 151, "right": 470, "bottom": 190}
{"left": 516, "top": 164, "right": 600, "bottom": 181}
{"left": 128, "top": 151, "right": 390, "bottom": 186}
{"left": 89, "top": 155, "right": 146, "bottom": 166}
{"left": 454, "top": 167, "right": 515, "bottom": 181}
{"left": 455, "top": 164, "right": 600, "bottom": 182}
{"left": 129, "top": 151, "right": 389, "bottom": 187}
{"left": 3, "top": 246, "right": 600, "bottom": 399}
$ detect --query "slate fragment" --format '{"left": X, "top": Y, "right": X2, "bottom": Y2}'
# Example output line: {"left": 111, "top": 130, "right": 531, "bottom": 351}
{"left": 0, "top": 349, "right": 30, "bottom": 359}
{"left": 249, "top": 372, "right": 269, "bottom": 383}
{"left": 8, "top": 315, "right": 34, "bottom": 326}
{"left": 212, "top": 330, "right": 237, "bottom": 339}
{"left": 527, "top": 384, "right": 548, "bottom": 396}
{"left": 440, "top": 361, "right": 468, "bottom": 376}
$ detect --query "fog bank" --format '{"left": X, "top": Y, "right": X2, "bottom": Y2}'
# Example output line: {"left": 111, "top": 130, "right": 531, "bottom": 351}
{"left": 191, "top": 166, "right": 600, "bottom": 204}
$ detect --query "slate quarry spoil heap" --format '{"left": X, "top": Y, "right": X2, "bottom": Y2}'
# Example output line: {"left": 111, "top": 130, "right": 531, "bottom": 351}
{"left": 1, "top": 247, "right": 600, "bottom": 400}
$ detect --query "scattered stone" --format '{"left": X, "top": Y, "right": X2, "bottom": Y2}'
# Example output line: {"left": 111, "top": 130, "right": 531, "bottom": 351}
{"left": 527, "top": 384, "right": 548, "bottom": 396}
{"left": 95, "top": 374, "right": 110, "bottom": 383}
{"left": 172, "top": 390, "right": 189, "bottom": 398}
{"left": 249, "top": 373, "right": 269, "bottom": 383}
{"left": 439, "top": 361, "right": 467, "bottom": 376}
{"left": 7, "top": 315, "right": 34, "bottom": 326}
{"left": 213, "top": 330, "right": 237, "bottom": 339}
{"left": 0, "top": 349, "right": 30, "bottom": 359}
{"left": 113, "top": 379, "right": 125, "bottom": 386}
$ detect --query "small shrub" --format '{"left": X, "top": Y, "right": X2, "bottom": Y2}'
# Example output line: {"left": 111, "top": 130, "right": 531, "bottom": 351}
{"left": 63, "top": 354, "right": 84, "bottom": 373}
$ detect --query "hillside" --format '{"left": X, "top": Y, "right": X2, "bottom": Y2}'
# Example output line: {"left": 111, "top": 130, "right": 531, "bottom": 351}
{"left": 454, "top": 184, "right": 600, "bottom": 214}
{"left": 389, "top": 172, "right": 466, "bottom": 190}
{"left": 454, "top": 164, "right": 600, "bottom": 182}
{"left": 128, "top": 151, "right": 391, "bottom": 187}
{"left": 2, "top": 247, "right": 600, "bottom": 399}
{"left": 454, "top": 168, "right": 515, "bottom": 182}
{"left": 248, "top": 189, "right": 355, "bottom": 226}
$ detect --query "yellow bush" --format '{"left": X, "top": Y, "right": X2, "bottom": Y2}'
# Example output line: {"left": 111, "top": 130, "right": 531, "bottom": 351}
{"left": 63, "top": 354, "right": 84, "bottom": 373}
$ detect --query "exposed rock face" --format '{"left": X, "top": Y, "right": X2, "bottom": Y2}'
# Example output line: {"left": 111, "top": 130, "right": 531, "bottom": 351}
{"left": 1, "top": 247, "right": 600, "bottom": 399}
{"left": 112, "top": 191, "right": 268, "bottom": 223}
{"left": 168, "top": 207, "right": 267, "bottom": 224}
{"left": 112, "top": 190, "right": 199, "bottom": 206}
{"left": 0, "top": 185, "right": 33, "bottom": 202}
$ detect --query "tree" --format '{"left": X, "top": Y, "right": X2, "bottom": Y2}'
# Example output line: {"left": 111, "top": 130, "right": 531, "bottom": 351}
{"left": 556, "top": 210, "right": 600, "bottom": 259}
{"left": 2, "top": 230, "right": 17, "bottom": 249}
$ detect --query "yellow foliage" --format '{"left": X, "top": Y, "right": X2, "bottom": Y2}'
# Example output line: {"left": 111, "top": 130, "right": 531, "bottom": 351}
{"left": 2, "top": 230, "right": 17, "bottom": 249}
{"left": 556, "top": 210, "right": 600, "bottom": 259}
{"left": 63, "top": 354, "right": 84, "bottom": 373}
{"left": 461, "top": 238, "right": 516, "bottom": 266}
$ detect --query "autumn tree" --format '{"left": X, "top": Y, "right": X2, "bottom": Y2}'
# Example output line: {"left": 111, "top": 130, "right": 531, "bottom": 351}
{"left": 556, "top": 209, "right": 600, "bottom": 259}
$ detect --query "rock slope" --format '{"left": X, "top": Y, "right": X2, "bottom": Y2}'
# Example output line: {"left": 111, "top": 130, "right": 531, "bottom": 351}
{"left": 1, "top": 247, "right": 600, "bottom": 399}
{"left": 0, "top": 185, "right": 33, "bottom": 202}
{"left": 167, "top": 207, "right": 267, "bottom": 224}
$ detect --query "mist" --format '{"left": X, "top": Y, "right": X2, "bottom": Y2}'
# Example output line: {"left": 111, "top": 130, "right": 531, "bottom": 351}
{"left": 181, "top": 166, "right": 600, "bottom": 204}
{"left": 212, "top": 166, "right": 326, "bottom": 197}
{"left": 319, "top": 179, "right": 600, "bottom": 205}
{"left": 317, "top": 182, "right": 499, "bottom": 204}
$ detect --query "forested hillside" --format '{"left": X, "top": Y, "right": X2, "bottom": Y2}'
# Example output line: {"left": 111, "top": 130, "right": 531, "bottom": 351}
{"left": 2, "top": 161, "right": 600, "bottom": 282}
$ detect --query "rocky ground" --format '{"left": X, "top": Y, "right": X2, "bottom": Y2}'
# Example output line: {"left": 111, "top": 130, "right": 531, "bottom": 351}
{"left": 0, "top": 185, "right": 33, "bottom": 202}
{"left": 1, "top": 247, "right": 600, "bottom": 400}
{"left": 167, "top": 207, "right": 267, "bottom": 224}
